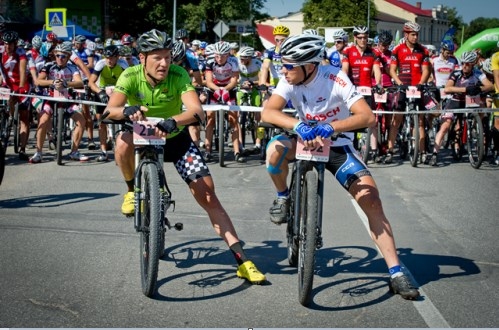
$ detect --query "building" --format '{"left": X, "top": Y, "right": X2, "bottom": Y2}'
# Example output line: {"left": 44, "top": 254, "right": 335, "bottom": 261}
{"left": 255, "top": 0, "right": 451, "bottom": 49}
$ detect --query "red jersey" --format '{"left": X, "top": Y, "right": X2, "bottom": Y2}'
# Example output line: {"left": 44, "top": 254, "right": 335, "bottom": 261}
{"left": 1, "top": 48, "right": 28, "bottom": 90}
{"left": 390, "top": 42, "right": 430, "bottom": 86}
{"left": 342, "top": 45, "right": 380, "bottom": 87}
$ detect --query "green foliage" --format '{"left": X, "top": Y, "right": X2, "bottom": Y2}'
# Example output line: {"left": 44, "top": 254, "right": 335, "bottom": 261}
{"left": 4, "top": 0, "right": 33, "bottom": 22}
{"left": 302, "top": 0, "right": 377, "bottom": 34}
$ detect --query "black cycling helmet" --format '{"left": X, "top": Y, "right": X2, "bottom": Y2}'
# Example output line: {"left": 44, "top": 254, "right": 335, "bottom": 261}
{"left": 137, "top": 29, "right": 172, "bottom": 53}
{"left": 103, "top": 45, "right": 119, "bottom": 57}
{"left": 175, "top": 28, "right": 189, "bottom": 40}
{"left": 172, "top": 40, "right": 186, "bottom": 63}
{"left": 378, "top": 30, "right": 393, "bottom": 45}
{"left": 2, "top": 30, "right": 19, "bottom": 43}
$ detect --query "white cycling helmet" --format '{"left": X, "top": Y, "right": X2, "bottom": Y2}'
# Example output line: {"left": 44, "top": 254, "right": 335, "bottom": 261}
{"left": 280, "top": 34, "right": 325, "bottom": 64}
{"left": 482, "top": 58, "right": 492, "bottom": 75}
{"left": 461, "top": 51, "right": 478, "bottom": 64}
{"left": 353, "top": 26, "right": 369, "bottom": 36}
{"left": 332, "top": 29, "right": 348, "bottom": 42}
{"left": 403, "top": 22, "right": 421, "bottom": 33}
{"left": 303, "top": 29, "right": 319, "bottom": 36}
{"left": 238, "top": 46, "right": 254, "bottom": 58}
{"left": 213, "top": 41, "right": 231, "bottom": 55}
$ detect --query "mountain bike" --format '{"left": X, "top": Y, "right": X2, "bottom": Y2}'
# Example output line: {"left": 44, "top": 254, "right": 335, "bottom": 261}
{"left": 451, "top": 95, "right": 486, "bottom": 169}
{"left": 236, "top": 84, "right": 258, "bottom": 149}
{"left": 261, "top": 122, "right": 331, "bottom": 306}
{"left": 102, "top": 114, "right": 183, "bottom": 297}
{"left": 0, "top": 87, "right": 13, "bottom": 151}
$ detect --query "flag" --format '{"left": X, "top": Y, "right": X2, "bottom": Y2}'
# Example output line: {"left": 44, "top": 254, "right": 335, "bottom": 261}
{"left": 441, "top": 26, "right": 457, "bottom": 43}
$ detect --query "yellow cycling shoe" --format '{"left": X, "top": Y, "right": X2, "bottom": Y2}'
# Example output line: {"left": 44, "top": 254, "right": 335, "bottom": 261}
{"left": 121, "top": 192, "right": 135, "bottom": 216}
{"left": 237, "top": 260, "right": 266, "bottom": 284}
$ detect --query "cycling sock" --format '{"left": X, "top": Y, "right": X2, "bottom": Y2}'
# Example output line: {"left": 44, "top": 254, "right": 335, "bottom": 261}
{"left": 389, "top": 265, "right": 403, "bottom": 278}
{"left": 126, "top": 179, "right": 134, "bottom": 192}
{"left": 229, "top": 242, "right": 247, "bottom": 266}
{"left": 277, "top": 187, "right": 289, "bottom": 199}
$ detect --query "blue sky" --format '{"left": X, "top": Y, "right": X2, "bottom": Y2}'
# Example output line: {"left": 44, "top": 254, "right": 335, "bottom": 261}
{"left": 264, "top": 0, "right": 497, "bottom": 24}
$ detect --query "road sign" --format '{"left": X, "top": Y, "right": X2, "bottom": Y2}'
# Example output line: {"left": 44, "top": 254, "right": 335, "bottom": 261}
{"left": 236, "top": 25, "right": 245, "bottom": 34}
{"left": 213, "top": 20, "right": 229, "bottom": 39}
{"left": 45, "top": 8, "right": 67, "bottom": 31}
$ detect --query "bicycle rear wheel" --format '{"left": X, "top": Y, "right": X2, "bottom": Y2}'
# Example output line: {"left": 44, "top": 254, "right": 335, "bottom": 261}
{"left": 466, "top": 113, "right": 484, "bottom": 169}
{"left": 298, "top": 170, "right": 318, "bottom": 307}
{"left": 139, "top": 162, "right": 164, "bottom": 297}
{"left": 358, "top": 128, "right": 372, "bottom": 164}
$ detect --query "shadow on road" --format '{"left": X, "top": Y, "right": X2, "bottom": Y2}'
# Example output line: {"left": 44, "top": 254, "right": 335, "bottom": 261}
{"left": 158, "top": 238, "right": 481, "bottom": 308}
{"left": 0, "top": 192, "right": 118, "bottom": 208}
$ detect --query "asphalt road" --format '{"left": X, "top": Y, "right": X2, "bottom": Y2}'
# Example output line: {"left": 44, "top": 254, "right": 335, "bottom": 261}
{"left": 0, "top": 132, "right": 498, "bottom": 328}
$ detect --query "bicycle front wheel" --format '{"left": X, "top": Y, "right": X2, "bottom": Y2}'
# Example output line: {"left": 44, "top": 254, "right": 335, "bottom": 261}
{"left": 298, "top": 170, "right": 318, "bottom": 307}
{"left": 13, "top": 105, "right": 19, "bottom": 154}
{"left": 466, "top": 113, "right": 484, "bottom": 169}
{"left": 139, "top": 162, "right": 164, "bottom": 297}
{"left": 286, "top": 165, "right": 299, "bottom": 267}
{"left": 408, "top": 114, "right": 420, "bottom": 167}
{"left": 0, "top": 143, "right": 5, "bottom": 185}
{"left": 56, "top": 107, "right": 65, "bottom": 165}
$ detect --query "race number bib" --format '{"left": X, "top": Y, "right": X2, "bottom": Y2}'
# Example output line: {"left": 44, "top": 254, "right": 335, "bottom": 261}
{"left": 406, "top": 86, "right": 421, "bottom": 99}
{"left": 374, "top": 92, "right": 387, "bottom": 103}
{"left": 0, "top": 87, "right": 10, "bottom": 100}
{"left": 465, "top": 95, "right": 481, "bottom": 108}
{"left": 133, "top": 117, "right": 166, "bottom": 145}
{"left": 295, "top": 138, "right": 331, "bottom": 162}
{"left": 356, "top": 86, "right": 372, "bottom": 96}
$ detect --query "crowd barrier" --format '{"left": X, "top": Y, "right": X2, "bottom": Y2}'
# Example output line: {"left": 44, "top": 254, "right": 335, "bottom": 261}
{"left": 6, "top": 92, "right": 497, "bottom": 115}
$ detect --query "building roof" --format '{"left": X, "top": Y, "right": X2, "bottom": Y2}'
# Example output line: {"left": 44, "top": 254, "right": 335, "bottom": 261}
{"left": 376, "top": 11, "right": 407, "bottom": 24}
{"left": 383, "top": 0, "right": 432, "bottom": 17}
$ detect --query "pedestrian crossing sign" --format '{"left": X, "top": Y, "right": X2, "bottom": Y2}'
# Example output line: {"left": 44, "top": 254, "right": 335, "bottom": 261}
{"left": 45, "top": 8, "right": 67, "bottom": 31}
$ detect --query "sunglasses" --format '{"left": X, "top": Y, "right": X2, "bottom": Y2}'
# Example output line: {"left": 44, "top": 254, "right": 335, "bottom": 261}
{"left": 282, "top": 63, "right": 305, "bottom": 70}
{"left": 275, "top": 38, "right": 286, "bottom": 43}
{"left": 357, "top": 36, "right": 368, "bottom": 40}
{"left": 55, "top": 54, "right": 67, "bottom": 59}
{"left": 335, "top": 40, "right": 344, "bottom": 44}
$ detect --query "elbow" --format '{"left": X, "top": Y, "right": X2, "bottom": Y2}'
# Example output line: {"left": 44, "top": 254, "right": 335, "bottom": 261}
{"left": 366, "top": 114, "right": 376, "bottom": 128}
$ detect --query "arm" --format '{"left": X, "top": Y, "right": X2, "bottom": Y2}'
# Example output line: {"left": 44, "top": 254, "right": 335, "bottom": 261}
{"left": 261, "top": 93, "right": 298, "bottom": 129}
{"left": 494, "top": 69, "right": 499, "bottom": 92}
{"left": 224, "top": 71, "right": 239, "bottom": 91}
{"left": 174, "top": 90, "right": 205, "bottom": 125}
{"left": 68, "top": 72, "right": 84, "bottom": 89}
{"left": 88, "top": 72, "right": 101, "bottom": 94}
{"left": 390, "top": 62, "right": 402, "bottom": 86}
{"left": 258, "top": 60, "right": 270, "bottom": 86}
{"left": 18, "top": 58, "right": 27, "bottom": 90}
{"left": 204, "top": 70, "right": 219, "bottom": 91}
{"left": 373, "top": 63, "right": 382, "bottom": 86}
{"left": 104, "top": 92, "right": 147, "bottom": 121}
{"left": 419, "top": 62, "right": 431, "bottom": 84}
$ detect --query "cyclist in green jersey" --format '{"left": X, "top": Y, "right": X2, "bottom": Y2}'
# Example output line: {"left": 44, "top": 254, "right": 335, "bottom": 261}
{"left": 103, "top": 29, "right": 266, "bottom": 284}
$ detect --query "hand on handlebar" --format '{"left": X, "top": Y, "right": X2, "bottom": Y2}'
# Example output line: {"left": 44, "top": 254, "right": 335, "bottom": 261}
{"left": 465, "top": 85, "right": 482, "bottom": 96}
{"left": 156, "top": 118, "right": 179, "bottom": 137}
{"left": 123, "top": 105, "right": 146, "bottom": 121}
{"left": 294, "top": 121, "right": 317, "bottom": 141}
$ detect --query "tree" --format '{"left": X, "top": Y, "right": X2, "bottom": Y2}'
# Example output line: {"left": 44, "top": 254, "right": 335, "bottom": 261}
{"left": 108, "top": 0, "right": 266, "bottom": 42}
{"left": 302, "top": 0, "right": 377, "bottom": 35}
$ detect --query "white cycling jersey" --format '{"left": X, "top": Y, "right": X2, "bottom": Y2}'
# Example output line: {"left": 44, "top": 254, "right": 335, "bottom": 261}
{"left": 238, "top": 57, "right": 262, "bottom": 84}
{"left": 431, "top": 54, "right": 459, "bottom": 87}
{"left": 273, "top": 65, "right": 363, "bottom": 146}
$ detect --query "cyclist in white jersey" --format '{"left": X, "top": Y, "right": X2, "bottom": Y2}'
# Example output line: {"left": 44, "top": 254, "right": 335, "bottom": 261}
{"left": 236, "top": 46, "right": 264, "bottom": 153}
{"left": 427, "top": 40, "right": 459, "bottom": 165}
{"left": 261, "top": 34, "right": 420, "bottom": 300}
{"left": 204, "top": 41, "right": 245, "bottom": 162}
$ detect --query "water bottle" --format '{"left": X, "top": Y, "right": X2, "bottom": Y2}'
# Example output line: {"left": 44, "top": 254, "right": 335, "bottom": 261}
{"left": 256, "top": 127, "right": 265, "bottom": 140}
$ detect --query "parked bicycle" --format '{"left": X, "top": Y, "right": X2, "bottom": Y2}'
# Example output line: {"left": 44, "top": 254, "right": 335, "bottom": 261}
{"left": 102, "top": 114, "right": 183, "bottom": 297}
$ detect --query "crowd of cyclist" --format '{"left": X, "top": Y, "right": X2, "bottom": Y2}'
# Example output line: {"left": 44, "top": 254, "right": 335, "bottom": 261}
{"left": 1, "top": 21, "right": 499, "bottom": 167}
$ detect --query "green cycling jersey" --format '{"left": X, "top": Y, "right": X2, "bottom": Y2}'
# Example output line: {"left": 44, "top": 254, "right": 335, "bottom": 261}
{"left": 114, "top": 63, "right": 195, "bottom": 138}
